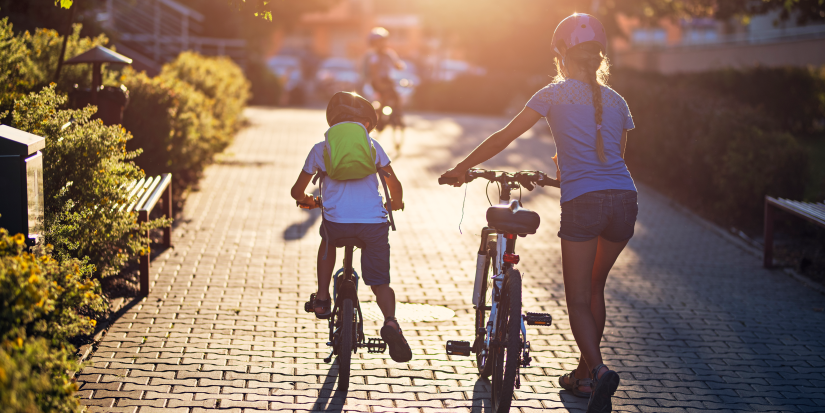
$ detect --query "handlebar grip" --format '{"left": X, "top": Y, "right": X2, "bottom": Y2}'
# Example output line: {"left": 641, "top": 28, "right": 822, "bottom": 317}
{"left": 438, "top": 177, "right": 459, "bottom": 185}
{"left": 538, "top": 178, "right": 561, "bottom": 188}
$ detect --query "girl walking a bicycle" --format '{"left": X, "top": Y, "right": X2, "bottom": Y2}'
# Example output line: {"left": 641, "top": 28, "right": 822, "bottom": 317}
{"left": 441, "top": 14, "right": 635, "bottom": 413}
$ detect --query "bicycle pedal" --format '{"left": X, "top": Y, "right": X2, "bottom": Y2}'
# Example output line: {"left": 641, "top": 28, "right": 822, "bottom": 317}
{"left": 525, "top": 312, "right": 552, "bottom": 326}
{"left": 304, "top": 293, "right": 316, "bottom": 313}
{"left": 446, "top": 340, "right": 472, "bottom": 356}
{"left": 364, "top": 338, "right": 386, "bottom": 354}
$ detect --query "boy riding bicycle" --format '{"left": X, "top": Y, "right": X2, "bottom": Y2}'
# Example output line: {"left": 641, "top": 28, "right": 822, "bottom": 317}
{"left": 364, "top": 27, "right": 406, "bottom": 132}
{"left": 290, "top": 91, "right": 412, "bottom": 363}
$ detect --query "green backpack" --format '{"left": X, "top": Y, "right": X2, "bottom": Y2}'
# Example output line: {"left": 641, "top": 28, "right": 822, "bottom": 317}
{"left": 315, "top": 121, "right": 396, "bottom": 244}
{"left": 323, "top": 122, "right": 377, "bottom": 180}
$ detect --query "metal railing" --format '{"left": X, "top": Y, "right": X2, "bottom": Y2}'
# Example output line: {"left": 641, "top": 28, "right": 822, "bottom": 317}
{"left": 107, "top": 0, "right": 245, "bottom": 68}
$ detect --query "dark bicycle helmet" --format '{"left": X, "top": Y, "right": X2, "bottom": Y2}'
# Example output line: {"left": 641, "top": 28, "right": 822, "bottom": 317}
{"left": 326, "top": 91, "right": 378, "bottom": 131}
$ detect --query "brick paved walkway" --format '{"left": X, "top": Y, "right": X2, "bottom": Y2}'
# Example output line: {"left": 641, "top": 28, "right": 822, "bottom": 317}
{"left": 77, "top": 108, "right": 825, "bottom": 412}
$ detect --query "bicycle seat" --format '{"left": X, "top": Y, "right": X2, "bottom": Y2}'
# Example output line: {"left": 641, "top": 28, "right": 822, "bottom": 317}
{"left": 334, "top": 237, "right": 366, "bottom": 248}
{"left": 486, "top": 200, "right": 540, "bottom": 235}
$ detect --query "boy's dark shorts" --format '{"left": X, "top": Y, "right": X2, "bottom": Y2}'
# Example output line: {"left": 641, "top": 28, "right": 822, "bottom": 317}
{"left": 320, "top": 220, "right": 390, "bottom": 286}
{"left": 559, "top": 189, "right": 638, "bottom": 243}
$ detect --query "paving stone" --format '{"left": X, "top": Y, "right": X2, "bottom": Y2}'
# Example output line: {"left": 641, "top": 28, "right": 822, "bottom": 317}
{"left": 79, "top": 108, "right": 825, "bottom": 412}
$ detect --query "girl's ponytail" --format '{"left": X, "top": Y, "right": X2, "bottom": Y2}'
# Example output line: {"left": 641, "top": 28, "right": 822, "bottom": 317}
{"left": 555, "top": 42, "right": 610, "bottom": 163}
{"left": 588, "top": 66, "right": 606, "bottom": 163}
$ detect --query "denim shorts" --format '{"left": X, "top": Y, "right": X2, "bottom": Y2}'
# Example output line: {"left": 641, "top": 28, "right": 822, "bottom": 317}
{"left": 320, "top": 220, "right": 390, "bottom": 286}
{"left": 558, "top": 190, "right": 638, "bottom": 243}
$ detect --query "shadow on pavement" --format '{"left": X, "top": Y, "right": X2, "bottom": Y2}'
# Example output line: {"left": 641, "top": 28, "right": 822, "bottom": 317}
{"left": 284, "top": 188, "right": 321, "bottom": 240}
{"left": 470, "top": 378, "right": 492, "bottom": 413}
{"left": 310, "top": 359, "right": 347, "bottom": 412}
{"left": 558, "top": 389, "right": 588, "bottom": 412}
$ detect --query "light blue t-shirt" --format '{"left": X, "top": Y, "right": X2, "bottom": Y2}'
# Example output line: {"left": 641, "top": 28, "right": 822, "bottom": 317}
{"left": 526, "top": 79, "right": 637, "bottom": 204}
{"left": 302, "top": 137, "right": 391, "bottom": 224}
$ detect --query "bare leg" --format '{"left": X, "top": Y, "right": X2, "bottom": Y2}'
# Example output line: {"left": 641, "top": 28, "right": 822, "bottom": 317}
{"left": 315, "top": 240, "right": 336, "bottom": 314}
{"left": 562, "top": 237, "right": 627, "bottom": 380}
{"left": 371, "top": 283, "right": 397, "bottom": 328}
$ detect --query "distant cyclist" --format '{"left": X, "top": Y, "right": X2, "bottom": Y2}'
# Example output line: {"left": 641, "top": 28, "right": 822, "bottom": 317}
{"left": 364, "top": 27, "right": 406, "bottom": 133}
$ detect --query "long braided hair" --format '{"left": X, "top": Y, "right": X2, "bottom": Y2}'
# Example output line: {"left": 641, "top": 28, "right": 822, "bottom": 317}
{"left": 554, "top": 42, "right": 611, "bottom": 163}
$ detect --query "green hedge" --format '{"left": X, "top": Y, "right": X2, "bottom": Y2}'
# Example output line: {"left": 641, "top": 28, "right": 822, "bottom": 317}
{"left": 123, "top": 53, "right": 250, "bottom": 194}
{"left": 0, "top": 337, "right": 81, "bottom": 413}
{"left": 159, "top": 51, "right": 250, "bottom": 138}
{"left": 245, "top": 57, "right": 283, "bottom": 106}
{"left": 0, "top": 20, "right": 250, "bottom": 412}
{"left": 611, "top": 69, "right": 810, "bottom": 230}
{"left": 0, "top": 228, "right": 104, "bottom": 413}
{"left": 680, "top": 66, "right": 825, "bottom": 135}
{"left": 9, "top": 85, "right": 169, "bottom": 278}
{"left": 123, "top": 70, "right": 218, "bottom": 188}
{"left": 411, "top": 73, "right": 537, "bottom": 115}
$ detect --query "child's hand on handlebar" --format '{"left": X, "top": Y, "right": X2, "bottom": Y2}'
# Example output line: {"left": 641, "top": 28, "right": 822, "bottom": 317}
{"left": 297, "top": 194, "right": 320, "bottom": 209}
{"left": 385, "top": 198, "right": 405, "bottom": 211}
{"left": 440, "top": 167, "right": 468, "bottom": 187}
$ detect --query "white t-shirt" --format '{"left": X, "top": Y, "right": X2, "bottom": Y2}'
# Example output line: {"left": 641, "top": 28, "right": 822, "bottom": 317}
{"left": 302, "top": 137, "right": 391, "bottom": 224}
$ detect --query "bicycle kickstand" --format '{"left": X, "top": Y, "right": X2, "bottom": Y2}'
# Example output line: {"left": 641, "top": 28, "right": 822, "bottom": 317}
{"left": 323, "top": 346, "right": 335, "bottom": 363}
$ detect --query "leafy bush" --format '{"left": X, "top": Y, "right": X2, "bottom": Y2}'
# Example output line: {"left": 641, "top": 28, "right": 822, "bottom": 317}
{"left": 412, "top": 73, "right": 537, "bottom": 115}
{"left": 159, "top": 51, "right": 250, "bottom": 138}
{"left": 0, "top": 229, "right": 104, "bottom": 345}
{"left": 612, "top": 69, "right": 810, "bottom": 230}
{"left": 122, "top": 69, "right": 218, "bottom": 190}
{"left": 0, "top": 337, "right": 81, "bottom": 413}
{"left": 0, "top": 228, "right": 100, "bottom": 413}
{"left": 10, "top": 85, "right": 169, "bottom": 277}
{"left": 123, "top": 53, "right": 250, "bottom": 195}
{"left": 684, "top": 66, "right": 825, "bottom": 135}
{"left": 246, "top": 57, "right": 283, "bottom": 106}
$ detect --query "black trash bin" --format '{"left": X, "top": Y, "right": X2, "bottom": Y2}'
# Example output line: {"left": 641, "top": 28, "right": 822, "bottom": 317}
{"left": 69, "top": 84, "right": 130, "bottom": 125}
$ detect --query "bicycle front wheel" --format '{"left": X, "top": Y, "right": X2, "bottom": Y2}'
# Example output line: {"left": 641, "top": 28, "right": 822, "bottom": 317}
{"left": 337, "top": 298, "right": 354, "bottom": 391}
{"left": 491, "top": 268, "right": 522, "bottom": 413}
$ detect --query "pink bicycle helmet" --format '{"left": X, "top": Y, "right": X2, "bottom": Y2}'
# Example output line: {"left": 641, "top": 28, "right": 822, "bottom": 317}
{"left": 551, "top": 13, "right": 608, "bottom": 58}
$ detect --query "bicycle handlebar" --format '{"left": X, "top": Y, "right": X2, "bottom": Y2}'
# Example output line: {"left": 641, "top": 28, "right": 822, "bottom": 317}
{"left": 438, "top": 169, "right": 560, "bottom": 189}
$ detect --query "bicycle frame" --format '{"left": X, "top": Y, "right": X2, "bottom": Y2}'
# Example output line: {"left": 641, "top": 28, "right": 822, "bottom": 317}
{"left": 479, "top": 183, "right": 524, "bottom": 367}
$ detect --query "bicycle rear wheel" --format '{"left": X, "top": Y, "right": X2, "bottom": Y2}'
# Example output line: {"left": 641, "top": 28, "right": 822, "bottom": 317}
{"left": 337, "top": 298, "right": 354, "bottom": 391}
{"left": 491, "top": 268, "right": 522, "bottom": 413}
{"left": 475, "top": 240, "right": 496, "bottom": 378}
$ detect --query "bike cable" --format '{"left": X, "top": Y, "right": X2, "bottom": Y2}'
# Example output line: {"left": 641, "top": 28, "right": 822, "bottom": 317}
{"left": 486, "top": 180, "right": 493, "bottom": 206}
{"left": 459, "top": 183, "right": 468, "bottom": 234}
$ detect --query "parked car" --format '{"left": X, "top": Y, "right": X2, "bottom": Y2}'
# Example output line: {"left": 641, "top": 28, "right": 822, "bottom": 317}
{"left": 267, "top": 55, "right": 304, "bottom": 104}
{"left": 429, "top": 59, "right": 487, "bottom": 82}
{"left": 316, "top": 57, "right": 360, "bottom": 98}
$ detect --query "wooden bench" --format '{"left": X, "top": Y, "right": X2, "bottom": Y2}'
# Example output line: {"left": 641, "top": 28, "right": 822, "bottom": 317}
{"left": 764, "top": 196, "right": 825, "bottom": 268}
{"left": 123, "top": 174, "right": 173, "bottom": 295}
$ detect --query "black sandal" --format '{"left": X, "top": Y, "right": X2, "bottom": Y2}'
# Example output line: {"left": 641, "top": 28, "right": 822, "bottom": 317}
{"left": 586, "top": 364, "right": 620, "bottom": 413}
{"left": 304, "top": 293, "right": 332, "bottom": 319}
{"left": 380, "top": 318, "right": 412, "bottom": 362}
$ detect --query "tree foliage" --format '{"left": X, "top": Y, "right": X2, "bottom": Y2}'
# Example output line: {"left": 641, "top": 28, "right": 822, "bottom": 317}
{"left": 605, "top": 0, "right": 825, "bottom": 24}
